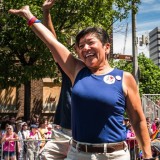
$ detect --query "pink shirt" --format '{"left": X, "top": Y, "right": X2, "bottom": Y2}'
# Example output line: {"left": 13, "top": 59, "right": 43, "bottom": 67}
{"left": 126, "top": 130, "right": 137, "bottom": 149}
{"left": 3, "top": 133, "right": 16, "bottom": 152}
{"left": 152, "top": 123, "right": 157, "bottom": 132}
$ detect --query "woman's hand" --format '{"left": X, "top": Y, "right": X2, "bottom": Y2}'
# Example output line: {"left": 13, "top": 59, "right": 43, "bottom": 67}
{"left": 5, "top": 137, "right": 13, "bottom": 142}
{"left": 8, "top": 5, "right": 34, "bottom": 20}
{"left": 43, "top": 0, "right": 56, "bottom": 10}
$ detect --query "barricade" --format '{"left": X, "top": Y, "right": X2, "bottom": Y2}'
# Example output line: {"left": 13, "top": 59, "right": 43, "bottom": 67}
{"left": 0, "top": 138, "right": 153, "bottom": 160}
{"left": 0, "top": 139, "right": 52, "bottom": 160}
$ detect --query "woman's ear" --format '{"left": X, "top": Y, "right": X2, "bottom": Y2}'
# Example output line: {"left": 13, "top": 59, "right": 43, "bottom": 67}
{"left": 105, "top": 43, "right": 111, "bottom": 55}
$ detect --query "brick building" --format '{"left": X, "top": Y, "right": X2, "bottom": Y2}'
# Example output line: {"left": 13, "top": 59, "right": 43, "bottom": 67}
{"left": 0, "top": 79, "right": 61, "bottom": 120}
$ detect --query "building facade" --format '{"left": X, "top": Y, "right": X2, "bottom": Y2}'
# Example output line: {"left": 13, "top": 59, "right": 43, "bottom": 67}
{"left": 149, "top": 27, "right": 160, "bottom": 67}
{"left": 0, "top": 79, "right": 61, "bottom": 120}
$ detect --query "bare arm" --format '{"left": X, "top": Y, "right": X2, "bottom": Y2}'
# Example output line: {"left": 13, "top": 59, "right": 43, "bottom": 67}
{"left": 123, "top": 72, "right": 152, "bottom": 159}
{"left": 1, "top": 134, "right": 6, "bottom": 143}
{"left": 42, "top": 0, "right": 57, "bottom": 39}
{"left": 9, "top": 6, "right": 84, "bottom": 84}
{"left": 12, "top": 133, "right": 19, "bottom": 141}
{"left": 42, "top": 0, "right": 58, "bottom": 63}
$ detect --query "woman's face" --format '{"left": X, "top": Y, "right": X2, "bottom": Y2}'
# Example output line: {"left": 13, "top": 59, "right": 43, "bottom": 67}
{"left": 78, "top": 33, "right": 110, "bottom": 69}
{"left": 32, "top": 128, "right": 37, "bottom": 133}
{"left": 22, "top": 124, "right": 28, "bottom": 130}
{"left": 6, "top": 126, "right": 13, "bottom": 133}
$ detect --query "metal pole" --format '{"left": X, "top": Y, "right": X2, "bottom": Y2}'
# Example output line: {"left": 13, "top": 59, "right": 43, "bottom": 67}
{"left": 132, "top": 1, "right": 139, "bottom": 84}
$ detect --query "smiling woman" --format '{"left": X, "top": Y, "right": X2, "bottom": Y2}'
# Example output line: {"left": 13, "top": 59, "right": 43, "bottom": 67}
{"left": 75, "top": 27, "right": 111, "bottom": 74}
{"left": 8, "top": 5, "right": 153, "bottom": 159}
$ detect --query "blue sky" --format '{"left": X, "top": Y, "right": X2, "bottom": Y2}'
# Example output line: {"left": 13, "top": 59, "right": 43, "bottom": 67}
{"left": 113, "top": 0, "right": 160, "bottom": 57}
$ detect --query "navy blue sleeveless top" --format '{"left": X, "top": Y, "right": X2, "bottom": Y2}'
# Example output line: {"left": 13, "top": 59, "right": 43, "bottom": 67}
{"left": 71, "top": 67, "right": 127, "bottom": 143}
{"left": 54, "top": 63, "right": 72, "bottom": 129}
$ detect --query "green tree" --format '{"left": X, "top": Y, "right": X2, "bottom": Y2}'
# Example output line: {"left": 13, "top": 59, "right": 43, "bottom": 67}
{"left": 111, "top": 53, "right": 160, "bottom": 95}
{"left": 0, "top": 0, "right": 140, "bottom": 120}
{"left": 138, "top": 54, "right": 160, "bottom": 95}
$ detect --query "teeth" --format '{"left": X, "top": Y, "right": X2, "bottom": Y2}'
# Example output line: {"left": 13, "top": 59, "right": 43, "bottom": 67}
{"left": 85, "top": 53, "right": 94, "bottom": 58}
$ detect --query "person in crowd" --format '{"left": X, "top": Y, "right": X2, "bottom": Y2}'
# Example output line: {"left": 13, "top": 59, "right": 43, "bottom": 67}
{"left": 30, "top": 114, "right": 40, "bottom": 126}
{"left": 126, "top": 124, "right": 138, "bottom": 160}
{"left": 146, "top": 117, "right": 151, "bottom": 123}
{"left": 123, "top": 117, "right": 130, "bottom": 129}
{"left": 151, "top": 121, "right": 160, "bottom": 140}
{"left": 0, "top": 119, "right": 8, "bottom": 160}
{"left": 44, "top": 124, "right": 53, "bottom": 139}
{"left": 42, "top": 0, "right": 72, "bottom": 133}
{"left": 15, "top": 121, "right": 23, "bottom": 159}
{"left": 3, "top": 115, "right": 10, "bottom": 124}
{"left": 151, "top": 121, "right": 160, "bottom": 158}
{"left": 9, "top": 116, "right": 16, "bottom": 132}
{"left": 26, "top": 124, "right": 42, "bottom": 160}
{"left": 0, "top": 121, "right": 9, "bottom": 138}
{"left": 0, "top": 122, "right": 10, "bottom": 159}
{"left": 21, "top": 122, "right": 30, "bottom": 138}
{"left": 40, "top": 0, "right": 72, "bottom": 159}
{"left": 152, "top": 117, "right": 159, "bottom": 133}
{"left": 146, "top": 117, "right": 154, "bottom": 137}
{"left": 21, "top": 122, "right": 30, "bottom": 160}
{"left": 1, "top": 125, "right": 19, "bottom": 160}
{"left": 38, "top": 117, "right": 48, "bottom": 149}
{"left": 4, "top": 116, "right": 10, "bottom": 123}
{"left": 0, "top": 117, "right": 10, "bottom": 140}
{"left": 9, "top": 5, "right": 153, "bottom": 160}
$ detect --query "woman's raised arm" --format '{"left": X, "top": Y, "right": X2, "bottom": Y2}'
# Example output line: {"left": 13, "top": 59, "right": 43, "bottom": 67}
{"left": 9, "top": 6, "right": 84, "bottom": 83}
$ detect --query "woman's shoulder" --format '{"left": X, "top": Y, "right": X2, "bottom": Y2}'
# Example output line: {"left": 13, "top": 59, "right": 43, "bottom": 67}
{"left": 13, "top": 132, "right": 18, "bottom": 137}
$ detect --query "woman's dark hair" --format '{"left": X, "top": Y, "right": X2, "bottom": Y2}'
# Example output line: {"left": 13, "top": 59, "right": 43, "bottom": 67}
{"left": 0, "top": 121, "right": 10, "bottom": 130}
{"left": 75, "top": 27, "right": 110, "bottom": 47}
{"left": 39, "top": 117, "right": 48, "bottom": 125}
{"left": 156, "top": 121, "right": 160, "bottom": 128}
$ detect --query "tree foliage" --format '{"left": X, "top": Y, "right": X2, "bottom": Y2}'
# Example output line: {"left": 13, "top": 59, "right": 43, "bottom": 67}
{"left": 138, "top": 54, "right": 160, "bottom": 95}
{"left": 111, "top": 53, "right": 160, "bottom": 95}
{"left": 0, "top": 0, "right": 140, "bottom": 88}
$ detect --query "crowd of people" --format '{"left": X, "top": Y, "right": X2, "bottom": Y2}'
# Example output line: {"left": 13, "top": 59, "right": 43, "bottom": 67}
{"left": 0, "top": 115, "right": 160, "bottom": 160}
{"left": 0, "top": 115, "right": 56, "bottom": 160}
{"left": 125, "top": 117, "right": 160, "bottom": 160}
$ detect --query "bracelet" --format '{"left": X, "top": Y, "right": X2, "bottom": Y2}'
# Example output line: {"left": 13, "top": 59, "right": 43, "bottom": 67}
{"left": 27, "top": 16, "right": 36, "bottom": 26}
{"left": 27, "top": 16, "right": 41, "bottom": 27}
{"left": 143, "top": 158, "right": 155, "bottom": 160}
{"left": 34, "top": 19, "right": 41, "bottom": 23}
